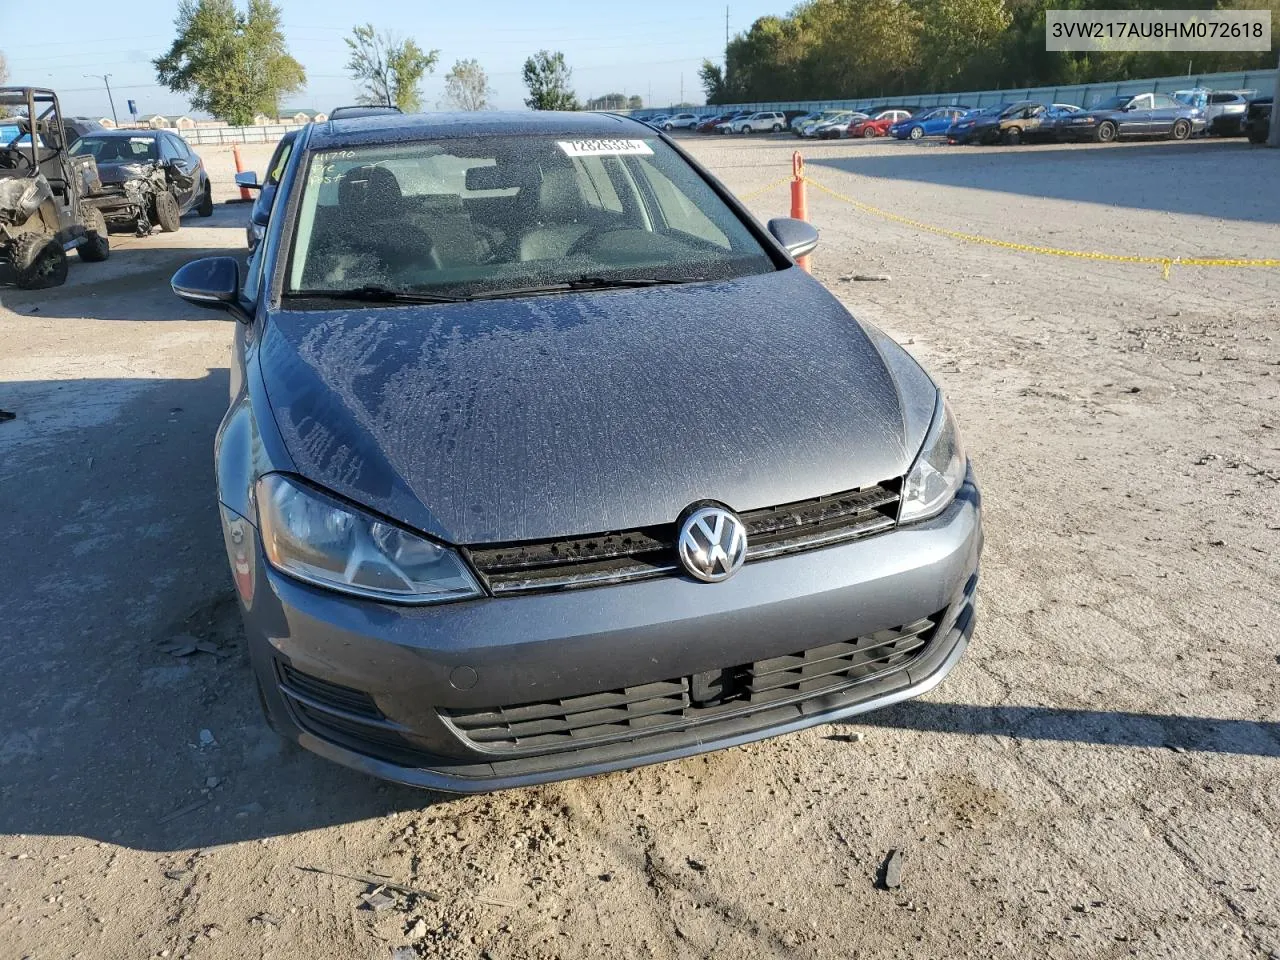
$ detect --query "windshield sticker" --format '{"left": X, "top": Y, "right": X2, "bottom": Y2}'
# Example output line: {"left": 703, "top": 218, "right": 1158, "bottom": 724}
{"left": 129, "top": 137, "right": 153, "bottom": 144}
{"left": 556, "top": 139, "right": 653, "bottom": 157}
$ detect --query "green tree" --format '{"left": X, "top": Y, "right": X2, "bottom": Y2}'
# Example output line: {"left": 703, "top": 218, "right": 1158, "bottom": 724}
{"left": 345, "top": 23, "right": 439, "bottom": 112}
{"left": 916, "top": 0, "right": 1010, "bottom": 90}
{"left": 698, "top": 60, "right": 726, "bottom": 104}
{"left": 585, "top": 93, "right": 632, "bottom": 110}
{"left": 627, "top": 94, "right": 643, "bottom": 110}
{"left": 154, "top": 0, "right": 304, "bottom": 126}
{"left": 522, "top": 50, "right": 579, "bottom": 110}
{"left": 442, "top": 59, "right": 493, "bottom": 111}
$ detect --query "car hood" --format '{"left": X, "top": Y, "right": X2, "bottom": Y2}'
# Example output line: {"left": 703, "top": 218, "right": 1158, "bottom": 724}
{"left": 259, "top": 269, "right": 934, "bottom": 544}
{"left": 95, "top": 160, "right": 158, "bottom": 184}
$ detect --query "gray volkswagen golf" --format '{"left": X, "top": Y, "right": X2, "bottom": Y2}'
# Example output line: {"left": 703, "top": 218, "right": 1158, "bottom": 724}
{"left": 171, "top": 111, "right": 982, "bottom": 792}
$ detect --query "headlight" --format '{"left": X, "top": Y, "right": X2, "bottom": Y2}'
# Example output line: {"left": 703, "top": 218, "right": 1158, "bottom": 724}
{"left": 900, "top": 396, "right": 966, "bottom": 523}
{"left": 256, "top": 474, "right": 483, "bottom": 604}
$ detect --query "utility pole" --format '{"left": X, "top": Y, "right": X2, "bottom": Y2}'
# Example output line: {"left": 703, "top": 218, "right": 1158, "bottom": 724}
{"left": 680, "top": 73, "right": 684, "bottom": 105}
{"left": 726, "top": 5, "right": 730, "bottom": 51}
{"left": 84, "top": 73, "right": 118, "bottom": 126}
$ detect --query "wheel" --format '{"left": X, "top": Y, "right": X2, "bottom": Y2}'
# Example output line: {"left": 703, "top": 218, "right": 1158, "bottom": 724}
{"left": 909, "top": 125, "right": 924, "bottom": 140}
{"left": 197, "top": 181, "right": 214, "bottom": 217}
{"left": 1248, "top": 124, "right": 1268, "bottom": 144}
{"left": 1171, "top": 119, "right": 1191, "bottom": 141}
{"left": 741, "top": 125, "right": 752, "bottom": 134}
{"left": 12, "top": 234, "right": 68, "bottom": 289}
{"left": 862, "top": 126, "right": 876, "bottom": 138}
{"left": 78, "top": 207, "right": 110, "bottom": 262}
{"left": 153, "top": 190, "right": 181, "bottom": 232}
{"left": 663, "top": 123, "right": 673, "bottom": 131}
{"left": 1095, "top": 121, "right": 1117, "bottom": 143}
{"left": 1004, "top": 126, "right": 1022, "bottom": 146}
{"left": 771, "top": 123, "right": 782, "bottom": 132}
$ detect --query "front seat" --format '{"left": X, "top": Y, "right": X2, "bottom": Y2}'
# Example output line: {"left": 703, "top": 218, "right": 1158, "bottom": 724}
{"left": 304, "top": 165, "right": 410, "bottom": 287}
{"left": 518, "top": 167, "right": 592, "bottom": 262}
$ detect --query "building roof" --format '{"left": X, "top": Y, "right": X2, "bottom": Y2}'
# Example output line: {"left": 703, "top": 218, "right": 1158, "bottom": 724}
{"left": 308, "top": 110, "right": 646, "bottom": 149}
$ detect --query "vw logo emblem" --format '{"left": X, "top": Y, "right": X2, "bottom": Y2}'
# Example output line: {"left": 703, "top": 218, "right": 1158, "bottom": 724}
{"left": 677, "top": 506, "right": 748, "bottom": 583}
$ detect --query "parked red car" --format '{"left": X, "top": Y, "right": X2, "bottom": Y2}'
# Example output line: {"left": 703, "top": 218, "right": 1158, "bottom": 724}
{"left": 848, "top": 109, "right": 913, "bottom": 138}
{"left": 696, "top": 114, "right": 734, "bottom": 133}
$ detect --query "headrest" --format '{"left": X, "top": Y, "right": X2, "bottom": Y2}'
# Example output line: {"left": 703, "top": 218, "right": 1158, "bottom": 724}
{"left": 465, "top": 162, "right": 539, "bottom": 191}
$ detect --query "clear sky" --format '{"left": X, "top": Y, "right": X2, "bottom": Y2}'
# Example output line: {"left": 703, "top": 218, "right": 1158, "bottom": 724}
{"left": 1, "top": 0, "right": 780, "bottom": 120}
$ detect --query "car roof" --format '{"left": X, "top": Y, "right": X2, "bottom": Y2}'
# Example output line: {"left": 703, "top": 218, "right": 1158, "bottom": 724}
{"left": 308, "top": 110, "right": 648, "bottom": 149}
{"left": 82, "top": 129, "right": 161, "bottom": 137}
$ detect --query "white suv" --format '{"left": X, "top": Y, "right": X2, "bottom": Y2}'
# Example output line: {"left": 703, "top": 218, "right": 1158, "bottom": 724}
{"left": 661, "top": 113, "right": 699, "bottom": 130}
{"left": 731, "top": 111, "right": 786, "bottom": 134}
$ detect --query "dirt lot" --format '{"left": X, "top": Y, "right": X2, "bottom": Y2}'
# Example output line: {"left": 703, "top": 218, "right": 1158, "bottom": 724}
{"left": 1, "top": 136, "right": 1277, "bottom": 960}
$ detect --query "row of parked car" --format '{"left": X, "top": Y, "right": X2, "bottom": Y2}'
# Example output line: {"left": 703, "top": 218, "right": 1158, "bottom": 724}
{"left": 641, "top": 87, "right": 1273, "bottom": 146}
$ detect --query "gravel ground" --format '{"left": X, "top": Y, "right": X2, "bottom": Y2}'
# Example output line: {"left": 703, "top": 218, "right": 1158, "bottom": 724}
{"left": 0, "top": 135, "right": 1277, "bottom": 960}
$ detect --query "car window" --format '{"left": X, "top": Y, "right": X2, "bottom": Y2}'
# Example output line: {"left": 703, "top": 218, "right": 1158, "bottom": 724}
{"left": 1152, "top": 95, "right": 1179, "bottom": 109}
{"left": 70, "top": 135, "right": 159, "bottom": 162}
{"left": 268, "top": 138, "right": 294, "bottom": 185}
{"left": 159, "top": 135, "right": 181, "bottom": 161}
{"left": 1131, "top": 94, "right": 1154, "bottom": 109}
{"left": 286, "top": 135, "right": 773, "bottom": 298}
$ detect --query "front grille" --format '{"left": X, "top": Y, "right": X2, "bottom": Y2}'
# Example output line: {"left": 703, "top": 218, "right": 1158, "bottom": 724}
{"left": 442, "top": 610, "right": 939, "bottom": 754}
{"left": 467, "top": 479, "right": 901, "bottom": 594}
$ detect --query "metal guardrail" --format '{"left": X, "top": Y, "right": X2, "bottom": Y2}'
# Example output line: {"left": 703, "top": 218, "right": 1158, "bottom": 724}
{"left": 633, "top": 68, "right": 1278, "bottom": 117}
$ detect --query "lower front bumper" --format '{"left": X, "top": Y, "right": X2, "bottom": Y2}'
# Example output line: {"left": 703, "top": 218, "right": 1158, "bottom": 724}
{"left": 233, "top": 478, "right": 982, "bottom": 793}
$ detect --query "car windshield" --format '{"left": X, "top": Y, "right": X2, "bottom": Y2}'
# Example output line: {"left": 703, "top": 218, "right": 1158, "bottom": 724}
{"left": 70, "top": 135, "right": 158, "bottom": 162}
{"left": 285, "top": 134, "right": 775, "bottom": 299}
{"left": 1094, "top": 96, "right": 1133, "bottom": 111}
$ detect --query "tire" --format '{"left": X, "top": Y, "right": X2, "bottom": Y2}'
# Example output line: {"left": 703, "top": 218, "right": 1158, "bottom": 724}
{"left": 197, "top": 181, "right": 214, "bottom": 217}
{"left": 862, "top": 126, "right": 876, "bottom": 138}
{"left": 78, "top": 207, "right": 110, "bottom": 262}
{"left": 153, "top": 190, "right": 181, "bottom": 233}
{"left": 1004, "top": 126, "right": 1022, "bottom": 146}
{"left": 1171, "top": 119, "right": 1191, "bottom": 141}
{"left": 771, "top": 123, "right": 781, "bottom": 132}
{"left": 663, "top": 123, "right": 673, "bottom": 131}
{"left": 909, "top": 125, "right": 924, "bottom": 140}
{"left": 12, "top": 234, "right": 68, "bottom": 289}
{"left": 1248, "top": 124, "right": 1267, "bottom": 144}
{"left": 1095, "top": 121, "right": 1117, "bottom": 143}
{"left": 741, "top": 125, "right": 752, "bottom": 134}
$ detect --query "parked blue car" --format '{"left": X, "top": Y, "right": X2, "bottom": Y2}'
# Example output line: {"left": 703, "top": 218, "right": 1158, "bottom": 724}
{"left": 891, "top": 106, "right": 971, "bottom": 140}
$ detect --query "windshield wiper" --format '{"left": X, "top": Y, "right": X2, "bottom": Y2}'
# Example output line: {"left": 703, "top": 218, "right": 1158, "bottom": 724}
{"left": 468, "top": 276, "right": 706, "bottom": 301}
{"left": 287, "top": 284, "right": 469, "bottom": 304}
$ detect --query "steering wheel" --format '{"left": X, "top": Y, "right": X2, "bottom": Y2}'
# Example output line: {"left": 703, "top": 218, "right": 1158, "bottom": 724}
{"left": 566, "top": 227, "right": 637, "bottom": 258}
{"left": 366, "top": 221, "right": 443, "bottom": 272}
{"left": 0, "top": 150, "right": 33, "bottom": 172}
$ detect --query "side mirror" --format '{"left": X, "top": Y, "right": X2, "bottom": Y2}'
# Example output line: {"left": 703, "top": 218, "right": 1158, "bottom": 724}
{"left": 250, "top": 183, "right": 276, "bottom": 227}
{"left": 171, "top": 256, "right": 249, "bottom": 323}
{"left": 234, "top": 170, "right": 262, "bottom": 190}
{"left": 767, "top": 217, "right": 819, "bottom": 261}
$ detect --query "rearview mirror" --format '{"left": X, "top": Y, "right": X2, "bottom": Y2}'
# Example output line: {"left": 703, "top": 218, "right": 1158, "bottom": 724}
{"left": 171, "top": 257, "right": 249, "bottom": 323}
{"left": 234, "top": 170, "right": 262, "bottom": 190}
{"left": 767, "top": 217, "right": 819, "bottom": 261}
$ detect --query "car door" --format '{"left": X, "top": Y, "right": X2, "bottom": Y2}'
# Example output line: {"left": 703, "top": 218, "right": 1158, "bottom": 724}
{"left": 1147, "top": 94, "right": 1180, "bottom": 134}
{"left": 1120, "top": 94, "right": 1153, "bottom": 135}
{"left": 160, "top": 133, "right": 197, "bottom": 208}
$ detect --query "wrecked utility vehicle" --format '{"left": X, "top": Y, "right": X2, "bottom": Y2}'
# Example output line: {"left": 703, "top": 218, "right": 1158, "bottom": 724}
{"left": 0, "top": 87, "right": 109, "bottom": 288}
{"left": 69, "top": 129, "right": 212, "bottom": 235}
